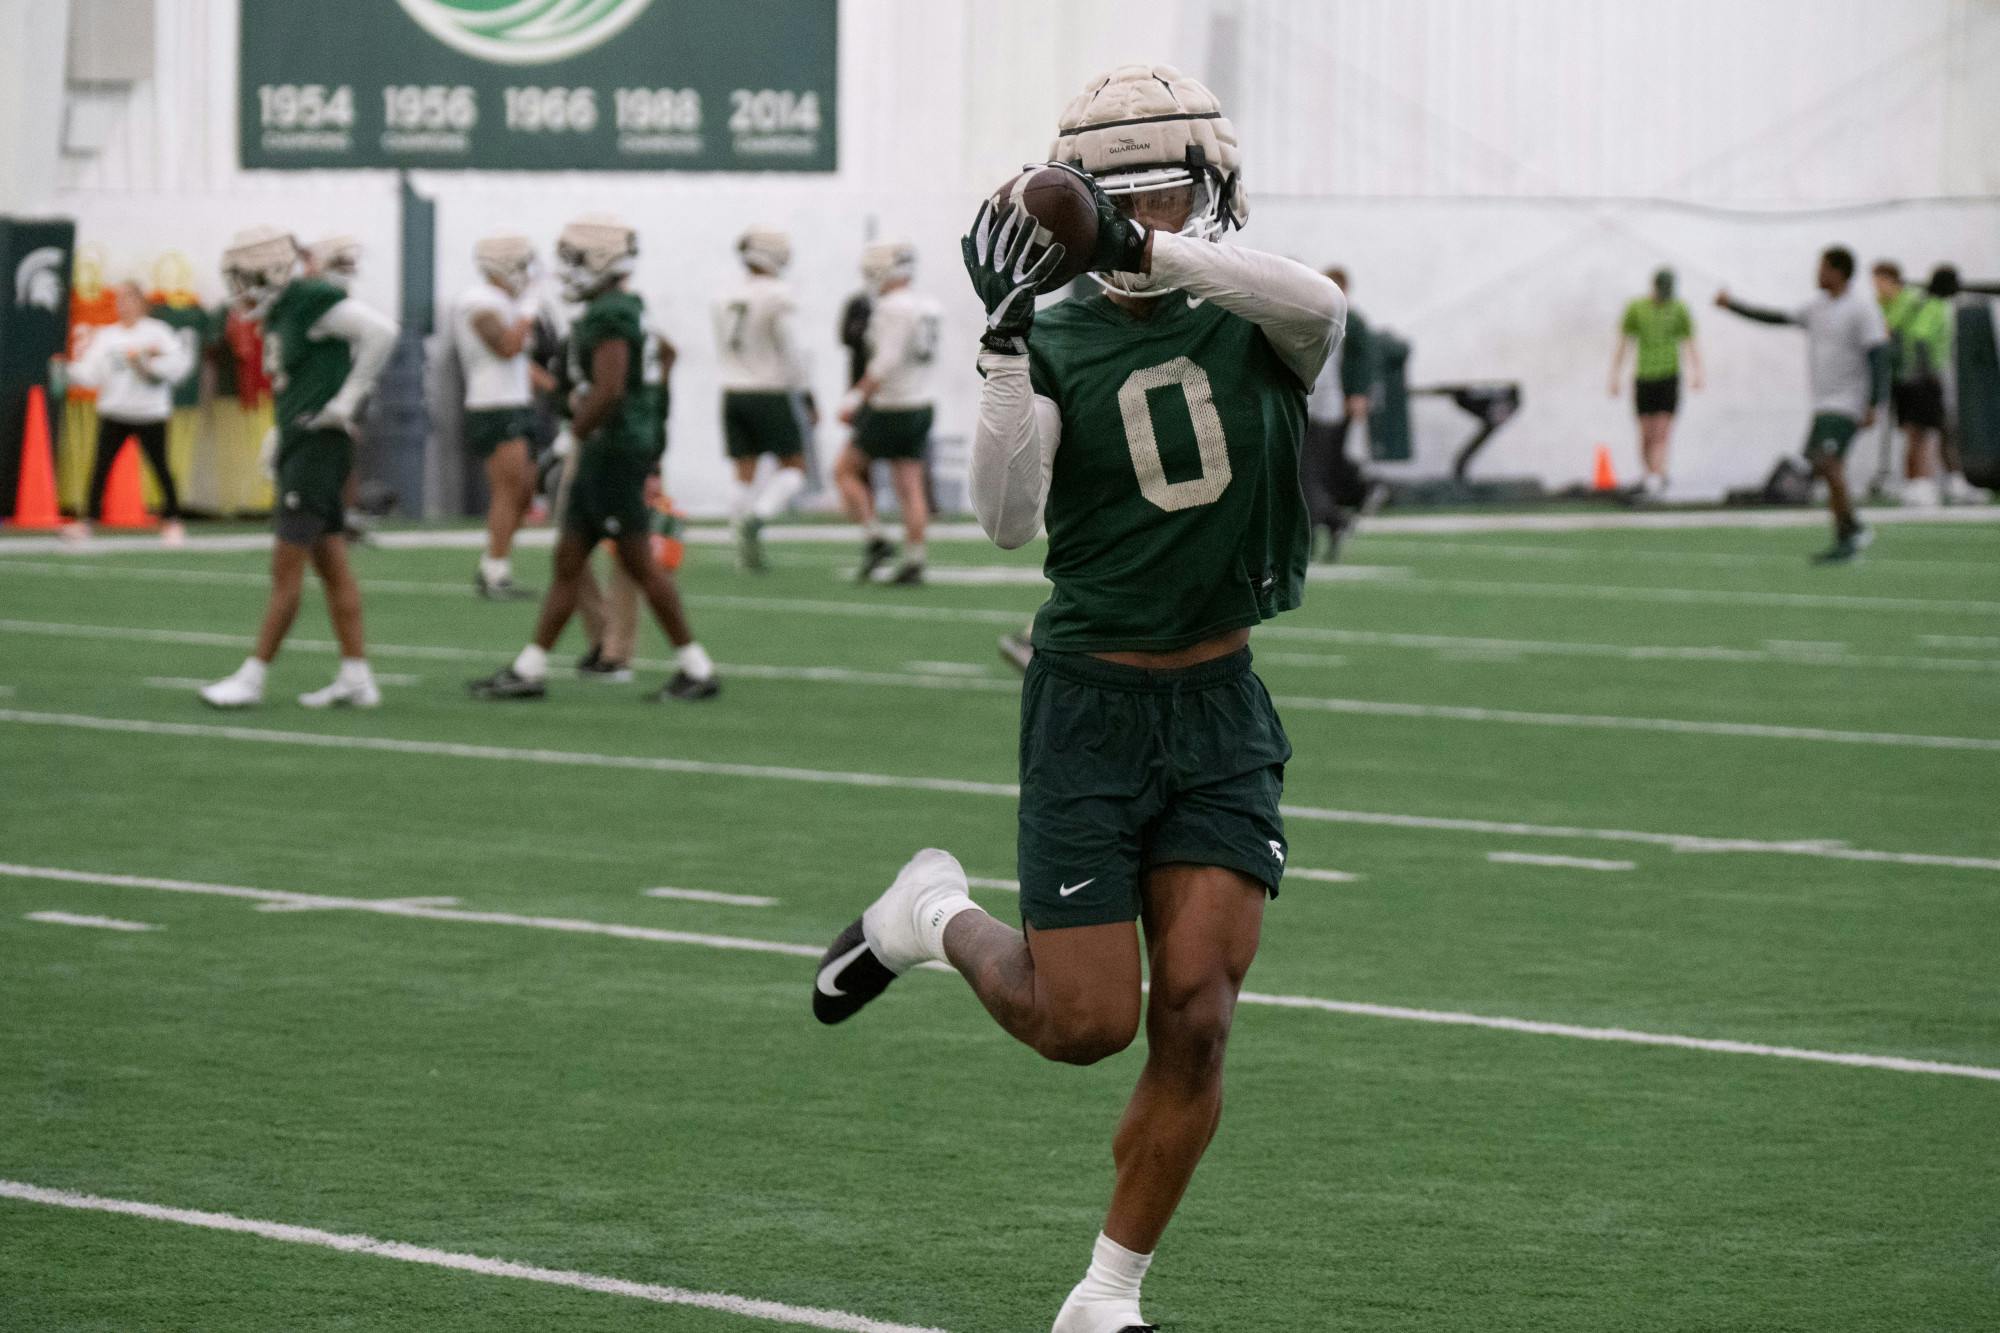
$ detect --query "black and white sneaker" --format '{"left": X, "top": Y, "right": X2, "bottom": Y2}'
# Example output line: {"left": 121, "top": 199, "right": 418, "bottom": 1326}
{"left": 468, "top": 667, "right": 546, "bottom": 699}
{"left": 646, "top": 671, "right": 720, "bottom": 702}
{"left": 737, "top": 515, "right": 768, "bottom": 572}
{"left": 576, "top": 647, "right": 634, "bottom": 683}
{"left": 855, "top": 537, "right": 896, "bottom": 583}
{"left": 475, "top": 572, "right": 537, "bottom": 600}
{"left": 882, "top": 560, "right": 925, "bottom": 587}
{"left": 1812, "top": 524, "right": 1872, "bottom": 565}
{"left": 812, "top": 916, "right": 900, "bottom": 1025}
{"left": 998, "top": 630, "right": 1033, "bottom": 675}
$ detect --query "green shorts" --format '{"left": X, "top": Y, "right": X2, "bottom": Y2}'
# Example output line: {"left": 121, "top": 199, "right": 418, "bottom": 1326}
{"left": 464, "top": 406, "right": 535, "bottom": 458}
{"left": 1804, "top": 411, "right": 1860, "bottom": 460}
{"left": 1016, "top": 648, "right": 1291, "bottom": 931}
{"left": 855, "top": 405, "right": 933, "bottom": 462}
{"left": 273, "top": 427, "right": 353, "bottom": 547}
{"left": 722, "top": 391, "right": 806, "bottom": 461}
{"left": 563, "top": 444, "right": 654, "bottom": 544}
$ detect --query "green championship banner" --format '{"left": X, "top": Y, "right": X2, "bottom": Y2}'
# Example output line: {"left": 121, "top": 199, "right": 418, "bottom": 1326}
{"left": 239, "top": 0, "right": 837, "bottom": 172}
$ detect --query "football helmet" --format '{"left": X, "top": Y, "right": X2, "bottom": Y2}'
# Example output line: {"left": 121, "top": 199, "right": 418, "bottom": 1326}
{"left": 737, "top": 226, "right": 792, "bottom": 274}
{"left": 1050, "top": 64, "right": 1246, "bottom": 295}
{"left": 308, "top": 235, "right": 362, "bottom": 290}
{"left": 221, "top": 227, "right": 301, "bottom": 316}
{"left": 555, "top": 213, "right": 638, "bottom": 301}
{"left": 475, "top": 233, "right": 537, "bottom": 296}
{"left": 860, "top": 240, "right": 917, "bottom": 293}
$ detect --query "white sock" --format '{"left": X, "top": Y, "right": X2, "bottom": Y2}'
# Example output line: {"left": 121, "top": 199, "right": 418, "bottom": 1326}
{"left": 337, "top": 657, "right": 373, "bottom": 686}
{"left": 238, "top": 657, "right": 268, "bottom": 687}
{"left": 753, "top": 467, "right": 806, "bottom": 521}
{"left": 732, "top": 481, "right": 756, "bottom": 523}
{"left": 916, "top": 892, "right": 979, "bottom": 963}
{"left": 512, "top": 643, "right": 549, "bottom": 681}
{"left": 905, "top": 541, "right": 926, "bottom": 566}
{"left": 676, "top": 641, "right": 714, "bottom": 681}
{"left": 862, "top": 517, "right": 882, "bottom": 542}
{"left": 1073, "top": 1232, "right": 1152, "bottom": 1305}
{"left": 479, "top": 555, "right": 511, "bottom": 584}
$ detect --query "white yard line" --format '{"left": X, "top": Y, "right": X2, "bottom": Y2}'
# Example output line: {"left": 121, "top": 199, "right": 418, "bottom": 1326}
{"left": 965, "top": 877, "right": 1020, "bottom": 893}
{"left": 9, "top": 555, "right": 2000, "bottom": 618}
{"left": 1486, "top": 852, "right": 1636, "bottom": 872}
{"left": 2, "top": 504, "right": 1992, "bottom": 559}
{"left": 145, "top": 674, "right": 424, "bottom": 691}
{"left": 645, "top": 887, "right": 779, "bottom": 908}
{"left": 7, "top": 619, "right": 1997, "bottom": 748}
{"left": 1922, "top": 634, "right": 2000, "bottom": 649}
{"left": 4, "top": 709, "right": 1998, "bottom": 874}
{"left": 0, "top": 1180, "right": 947, "bottom": 1333}
{"left": 23, "top": 911, "right": 159, "bottom": 931}
{"left": 1355, "top": 536, "right": 1997, "bottom": 573}
{"left": 1287, "top": 868, "right": 1363, "bottom": 883}
{"left": 1268, "top": 693, "right": 2000, "bottom": 752}
{"left": 1, "top": 861, "right": 1992, "bottom": 1082}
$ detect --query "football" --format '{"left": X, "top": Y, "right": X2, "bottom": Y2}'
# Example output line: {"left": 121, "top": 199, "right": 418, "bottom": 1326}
{"left": 991, "top": 164, "right": 1098, "bottom": 289}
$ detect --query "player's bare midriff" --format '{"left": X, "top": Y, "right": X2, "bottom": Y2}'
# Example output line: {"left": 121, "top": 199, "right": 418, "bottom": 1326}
{"left": 1090, "top": 626, "right": 1251, "bottom": 671}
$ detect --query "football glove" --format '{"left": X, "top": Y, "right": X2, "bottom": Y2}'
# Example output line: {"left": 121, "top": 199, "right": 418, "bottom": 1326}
{"left": 1048, "top": 162, "right": 1149, "bottom": 275}
{"left": 962, "top": 199, "right": 1066, "bottom": 356}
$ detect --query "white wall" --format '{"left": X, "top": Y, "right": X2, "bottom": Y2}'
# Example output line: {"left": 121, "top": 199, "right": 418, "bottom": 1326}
{"left": 29, "top": 0, "right": 2000, "bottom": 508}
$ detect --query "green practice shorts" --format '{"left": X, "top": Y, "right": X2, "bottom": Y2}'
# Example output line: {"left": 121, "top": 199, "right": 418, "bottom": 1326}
{"left": 854, "top": 405, "right": 933, "bottom": 461}
{"left": 722, "top": 391, "right": 806, "bottom": 461}
{"left": 464, "top": 406, "right": 536, "bottom": 458}
{"left": 1016, "top": 648, "right": 1291, "bottom": 931}
{"left": 1803, "top": 411, "right": 1860, "bottom": 460}
{"left": 563, "top": 445, "right": 654, "bottom": 544}
{"left": 273, "top": 427, "right": 353, "bottom": 547}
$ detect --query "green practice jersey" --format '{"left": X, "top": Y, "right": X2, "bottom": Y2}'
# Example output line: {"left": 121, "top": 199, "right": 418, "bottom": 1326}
{"left": 1027, "top": 291, "right": 1311, "bottom": 654}
{"left": 567, "top": 289, "right": 662, "bottom": 458}
{"left": 263, "top": 279, "right": 352, "bottom": 430}
{"left": 1621, "top": 297, "right": 1693, "bottom": 380}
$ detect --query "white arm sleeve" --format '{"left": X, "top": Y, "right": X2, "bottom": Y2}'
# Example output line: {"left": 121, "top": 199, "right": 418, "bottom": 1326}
{"left": 1147, "top": 231, "right": 1347, "bottom": 385}
{"left": 68, "top": 332, "right": 110, "bottom": 390}
{"left": 970, "top": 351, "right": 1061, "bottom": 550}
{"left": 309, "top": 298, "right": 400, "bottom": 421}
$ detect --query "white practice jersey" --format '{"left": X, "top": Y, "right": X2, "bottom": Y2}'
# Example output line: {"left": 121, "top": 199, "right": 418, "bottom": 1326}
{"left": 453, "top": 281, "right": 535, "bottom": 410}
{"left": 713, "top": 273, "right": 805, "bottom": 392}
{"left": 864, "top": 287, "right": 943, "bottom": 409}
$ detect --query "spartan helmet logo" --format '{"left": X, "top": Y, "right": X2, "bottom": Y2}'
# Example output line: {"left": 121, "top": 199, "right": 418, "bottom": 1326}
{"left": 13, "top": 248, "right": 65, "bottom": 313}
{"left": 393, "top": 0, "right": 655, "bottom": 65}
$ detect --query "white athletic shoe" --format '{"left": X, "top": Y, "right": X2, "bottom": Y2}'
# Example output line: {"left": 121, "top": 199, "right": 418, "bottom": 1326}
{"left": 198, "top": 671, "right": 263, "bottom": 709}
{"left": 298, "top": 675, "right": 382, "bottom": 709}
{"left": 862, "top": 847, "right": 970, "bottom": 974}
{"left": 1051, "top": 1289, "right": 1152, "bottom": 1333}
{"left": 812, "top": 848, "right": 973, "bottom": 1025}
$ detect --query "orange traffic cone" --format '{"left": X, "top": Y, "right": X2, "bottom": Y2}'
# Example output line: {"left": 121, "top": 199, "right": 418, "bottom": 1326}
{"left": 99, "top": 436, "right": 157, "bottom": 529}
{"left": 8, "top": 385, "right": 62, "bottom": 530}
{"left": 1591, "top": 444, "right": 1619, "bottom": 492}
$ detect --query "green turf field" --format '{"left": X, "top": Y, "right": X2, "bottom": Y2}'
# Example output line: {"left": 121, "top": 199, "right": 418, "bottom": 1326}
{"left": 2, "top": 516, "right": 1996, "bottom": 1332}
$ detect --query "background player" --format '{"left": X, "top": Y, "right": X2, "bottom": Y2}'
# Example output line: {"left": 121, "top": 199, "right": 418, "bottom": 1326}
{"left": 1872, "top": 261, "right": 1953, "bottom": 506}
{"left": 1609, "top": 267, "right": 1701, "bottom": 501}
{"left": 199, "top": 227, "right": 397, "bottom": 709}
{"left": 812, "top": 67, "right": 1343, "bottom": 1333}
{"left": 834, "top": 241, "right": 942, "bottom": 585}
{"left": 469, "top": 214, "right": 718, "bottom": 703}
{"left": 454, "top": 233, "right": 545, "bottom": 598}
{"left": 714, "top": 226, "right": 813, "bottom": 572}
{"left": 1718, "top": 247, "right": 1890, "bottom": 563}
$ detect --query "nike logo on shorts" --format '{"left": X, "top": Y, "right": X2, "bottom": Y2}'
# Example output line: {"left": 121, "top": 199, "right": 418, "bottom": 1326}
{"left": 1057, "top": 878, "right": 1096, "bottom": 897}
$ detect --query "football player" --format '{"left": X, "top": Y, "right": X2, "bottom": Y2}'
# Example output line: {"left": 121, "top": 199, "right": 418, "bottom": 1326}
{"left": 469, "top": 214, "right": 719, "bottom": 702}
{"left": 714, "top": 226, "right": 814, "bottom": 572}
{"left": 834, "top": 241, "right": 943, "bottom": 584}
{"left": 455, "top": 233, "right": 544, "bottom": 598}
{"left": 810, "top": 66, "right": 1344, "bottom": 1333}
{"left": 199, "top": 227, "right": 398, "bottom": 709}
